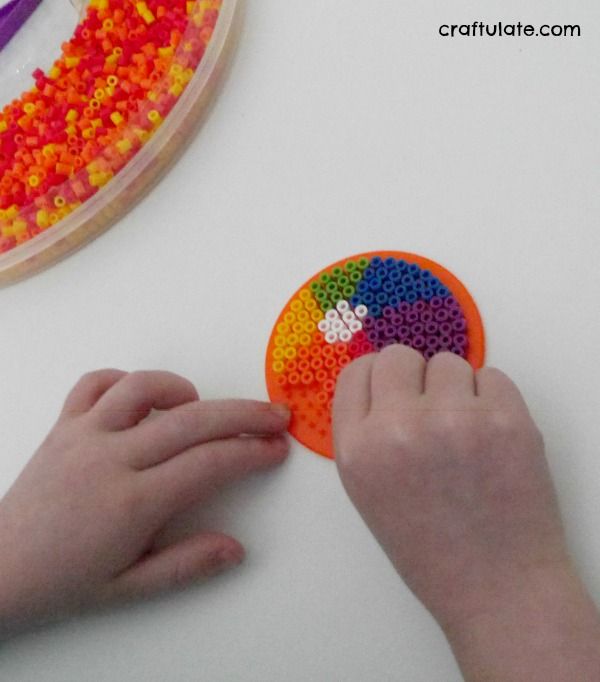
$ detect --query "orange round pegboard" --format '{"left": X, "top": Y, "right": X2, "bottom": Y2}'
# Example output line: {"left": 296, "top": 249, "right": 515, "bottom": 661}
{"left": 265, "top": 251, "right": 485, "bottom": 459}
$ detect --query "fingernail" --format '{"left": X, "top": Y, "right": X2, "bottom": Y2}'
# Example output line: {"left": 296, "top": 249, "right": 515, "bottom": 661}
{"left": 272, "top": 403, "right": 291, "bottom": 420}
{"left": 220, "top": 547, "right": 245, "bottom": 569}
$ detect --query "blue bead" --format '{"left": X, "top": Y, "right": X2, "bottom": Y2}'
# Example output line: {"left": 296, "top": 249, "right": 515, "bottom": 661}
{"left": 376, "top": 265, "right": 387, "bottom": 278}
{"left": 397, "top": 260, "right": 408, "bottom": 271}
{"left": 385, "top": 257, "right": 397, "bottom": 268}
{"left": 376, "top": 292, "right": 388, "bottom": 305}
{"left": 406, "top": 291, "right": 417, "bottom": 303}
{"left": 383, "top": 280, "right": 395, "bottom": 293}
{"left": 357, "top": 281, "right": 370, "bottom": 294}
{"left": 363, "top": 267, "right": 376, "bottom": 280}
{"left": 414, "top": 280, "right": 424, "bottom": 291}
{"left": 369, "top": 303, "right": 382, "bottom": 317}
{"left": 408, "top": 264, "right": 420, "bottom": 275}
{"left": 350, "top": 295, "right": 362, "bottom": 307}
{"left": 371, "top": 256, "right": 383, "bottom": 267}
{"left": 389, "top": 269, "right": 401, "bottom": 282}
{"left": 421, "top": 269, "right": 432, "bottom": 279}
{"left": 437, "top": 286, "right": 450, "bottom": 298}
{"left": 388, "top": 295, "right": 399, "bottom": 308}
{"left": 369, "top": 277, "right": 382, "bottom": 292}
{"left": 363, "top": 292, "right": 375, "bottom": 305}
{"left": 394, "top": 285, "right": 407, "bottom": 298}
{"left": 402, "top": 274, "right": 413, "bottom": 286}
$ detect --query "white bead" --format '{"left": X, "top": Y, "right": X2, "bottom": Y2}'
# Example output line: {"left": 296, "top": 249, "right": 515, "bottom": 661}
{"left": 349, "top": 320, "right": 363, "bottom": 333}
{"left": 325, "top": 331, "right": 338, "bottom": 344}
{"left": 331, "top": 320, "right": 345, "bottom": 333}
{"left": 317, "top": 319, "right": 330, "bottom": 333}
{"left": 336, "top": 300, "right": 350, "bottom": 314}
{"left": 342, "top": 310, "right": 356, "bottom": 324}
{"left": 339, "top": 329, "right": 352, "bottom": 343}
{"left": 354, "top": 304, "right": 368, "bottom": 319}
{"left": 325, "top": 309, "right": 340, "bottom": 322}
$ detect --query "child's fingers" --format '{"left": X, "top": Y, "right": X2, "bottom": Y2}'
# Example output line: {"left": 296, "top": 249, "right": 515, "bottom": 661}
{"left": 91, "top": 370, "right": 199, "bottom": 430}
{"left": 61, "top": 369, "right": 128, "bottom": 415}
{"left": 475, "top": 367, "right": 529, "bottom": 408}
{"left": 106, "top": 532, "right": 244, "bottom": 602}
{"left": 424, "top": 352, "right": 476, "bottom": 398}
{"left": 148, "top": 435, "right": 289, "bottom": 514}
{"left": 370, "top": 344, "right": 425, "bottom": 413}
{"left": 333, "top": 354, "right": 376, "bottom": 426}
{"left": 128, "top": 400, "right": 290, "bottom": 468}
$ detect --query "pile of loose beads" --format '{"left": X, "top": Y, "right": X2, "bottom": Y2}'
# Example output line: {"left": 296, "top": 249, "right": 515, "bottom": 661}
{"left": 266, "top": 253, "right": 482, "bottom": 459}
{"left": 0, "top": 0, "right": 222, "bottom": 253}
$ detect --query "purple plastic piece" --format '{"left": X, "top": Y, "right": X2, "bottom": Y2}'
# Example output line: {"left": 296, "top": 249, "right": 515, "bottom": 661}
{"left": 390, "top": 313, "right": 403, "bottom": 327}
{"left": 434, "top": 309, "right": 449, "bottom": 322}
{"left": 412, "top": 335, "right": 426, "bottom": 350}
{"left": 413, "top": 300, "right": 426, "bottom": 313}
{"left": 383, "top": 324, "right": 396, "bottom": 339}
{"left": 382, "top": 306, "right": 395, "bottom": 320}
{"left": 375, "top": 318, "right": 387, "bottom": 331}
{"left": 411, "top": 322, "right": 424, "bottom": 336}
{"left": 398, "top": 302, "right": 411, "bottom": 314}
{"left": 0, "top": 0, "right": 42, "bottom": 51}
{"left": 430, "top": 297, "right": 443, "bottom": 309}
{"left": 447, "top": 308, "right": 462, "bottom": 319}
{"left": 420, "top": 310, "right": 433, "bottom": 323}
{"left": 426, "top": 336, "right": 439, "bottom": 349}
{"left": 452, "top": 319, "right": 466, "bottom": 332}
{"left": 367, "top": 330, "right": 379, "bottom": 344}
{"left": 425, "top": 321, "right": 438, "bottom": 335}
{"left": 363, "top": 316, "right": 375, "bottom": 330}
{"left": 405, "top": 311, "right": 419, "bottom": 324}
{"left": 444, "top": 296, "right": 458, "bottom": 309}
{"left": 439, "top": 322, "right": 452, "bottom": 336}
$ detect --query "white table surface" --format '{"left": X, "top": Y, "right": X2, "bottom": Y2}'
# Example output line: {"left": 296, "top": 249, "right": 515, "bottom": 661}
{"left": 1, "top": 1, "right": 599, "bottom": 679}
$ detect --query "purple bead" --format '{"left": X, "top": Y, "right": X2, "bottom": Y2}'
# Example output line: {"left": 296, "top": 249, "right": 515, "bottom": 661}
{"left": 439, "top": 322, "right": 452, "bottom": 336}
{"left": 426, "top": 335, "right": 439, "bottom": 349}
{"left": 425, "top": 321, "right": 439, "bottom": 335}
{"left": 375, "top": 318, "right": 386, "bottom": 331}
{"left": 444, "top": 297, "right": 458, "bottom": 309}
{"left": 398, "top": 302, "right": 411, "bottom": 314}
{"left": 430, "top": 297, "right": 443, "bottom": 309}
{"left": 399, "top": 325, "right": 411, "bottom": 338}
{"left": 420, "top": 310, "right": 434, "bottom": 323}
{"left": 367, "top": 330, "right": 379, "bottom": 344}
{"left": 434, "top": 309, "right": 449, "bottom": 322}
{"left": 382, "top": 306, "right": 395, "bottom": 320}
{"left": 452, "top": 319, "right": 466, "bottom": 332}
{"left": 411, "top": 322, "right": 424, "bottom": 336}
{"left": 412, "top": 335, "right": 426, "bottom": 350}
{"left": 406, "top": 311, "right": 419, "bottom": 324}
{"left": 447, "top": 308, "right": 462, "bottom": 320}
{"left": 384, "top": 324, "right": 396, "bottom": 339}
{"left": 413, "top": 300, "right": 426, "bottom": 313}
{"left": 451, "top": 345, "right": 466, "bottom": 358}
{"left": 391, "top": 313, "right": 403, "bottom": 326}
{"left": 373, "top": 339, "right": 386, "bottom": 351}
{"left": 454, "top": 334, "right": 467, "bottom": 346}
{"left": 397, "top": 331, "right": 410, "bottom": 344}
{"left": 439, "top": 335, "right": 453, "bottom": 348}
{"left": 363, "top": 316, "right": 376, "bottom": 329}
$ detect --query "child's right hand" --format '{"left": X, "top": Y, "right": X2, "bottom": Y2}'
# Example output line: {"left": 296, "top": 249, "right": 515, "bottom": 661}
{"left": 333, "top": 346, "right": 600, "bottom": 681}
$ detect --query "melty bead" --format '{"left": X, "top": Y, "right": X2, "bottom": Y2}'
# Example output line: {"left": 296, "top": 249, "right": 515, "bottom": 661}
{"left": 0, "top": 0, "right": 223, "bottom": 250}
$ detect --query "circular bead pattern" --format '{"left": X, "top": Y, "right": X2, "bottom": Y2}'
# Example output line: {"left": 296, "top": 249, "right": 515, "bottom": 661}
{"left": 0, "top": 0, "right": 224, "bottom": 255}
{"left": 265, "top": 251, "right": 485, "bottom": 459}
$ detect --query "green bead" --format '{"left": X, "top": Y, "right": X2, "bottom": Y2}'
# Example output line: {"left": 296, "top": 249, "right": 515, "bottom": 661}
{"left": 338, "top": 275, "right": 349, "bottom": 287}
{"left": 321, "top": 300, "right": 333, "bottom": 312}
{"left": 330, "top": 291, "right": 342, "bottom": 304}
{"left": 331, "top": 266, "right": 343, "bottom": 279}
{"left": 343, "top": 285, "right": 355, "bottom": 298}
{"left": 358, "top": 257, "right": 370, "bottom": 270}
{"left": 350, "top": 271, "right": 361, "bottom": 283}
{"left": 345, "top": 260, "right": 357, "bottom": 272}
{"left": 309, "top": 281, "right": 321, "bottom": 293}
{"left": 320, "top": 273, "right": 331, "bottom": 284}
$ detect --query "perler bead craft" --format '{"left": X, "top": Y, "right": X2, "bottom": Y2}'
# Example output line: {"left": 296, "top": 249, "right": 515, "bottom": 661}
{"left": 0, "top": 0, "right": 237, "bottom": 283}
{"left": 265, "top": 251, "right": 485, "bottom": 459}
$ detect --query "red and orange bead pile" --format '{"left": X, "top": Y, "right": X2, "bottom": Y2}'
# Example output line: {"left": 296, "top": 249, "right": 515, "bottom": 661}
{"left": 0, "top": 0, "right": 222, "bottom": 253}
{"left": 266, "top": 252, "right": 485, "bottom": 459}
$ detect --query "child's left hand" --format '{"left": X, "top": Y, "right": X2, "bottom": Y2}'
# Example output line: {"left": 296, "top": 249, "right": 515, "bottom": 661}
{"left": 0, "top": 369, "right": 290, "bottom": 636}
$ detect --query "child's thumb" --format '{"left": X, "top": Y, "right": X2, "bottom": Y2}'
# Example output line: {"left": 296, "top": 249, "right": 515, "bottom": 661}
{"left": 107, "top": 532, "right": 245, "bottom": 602}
